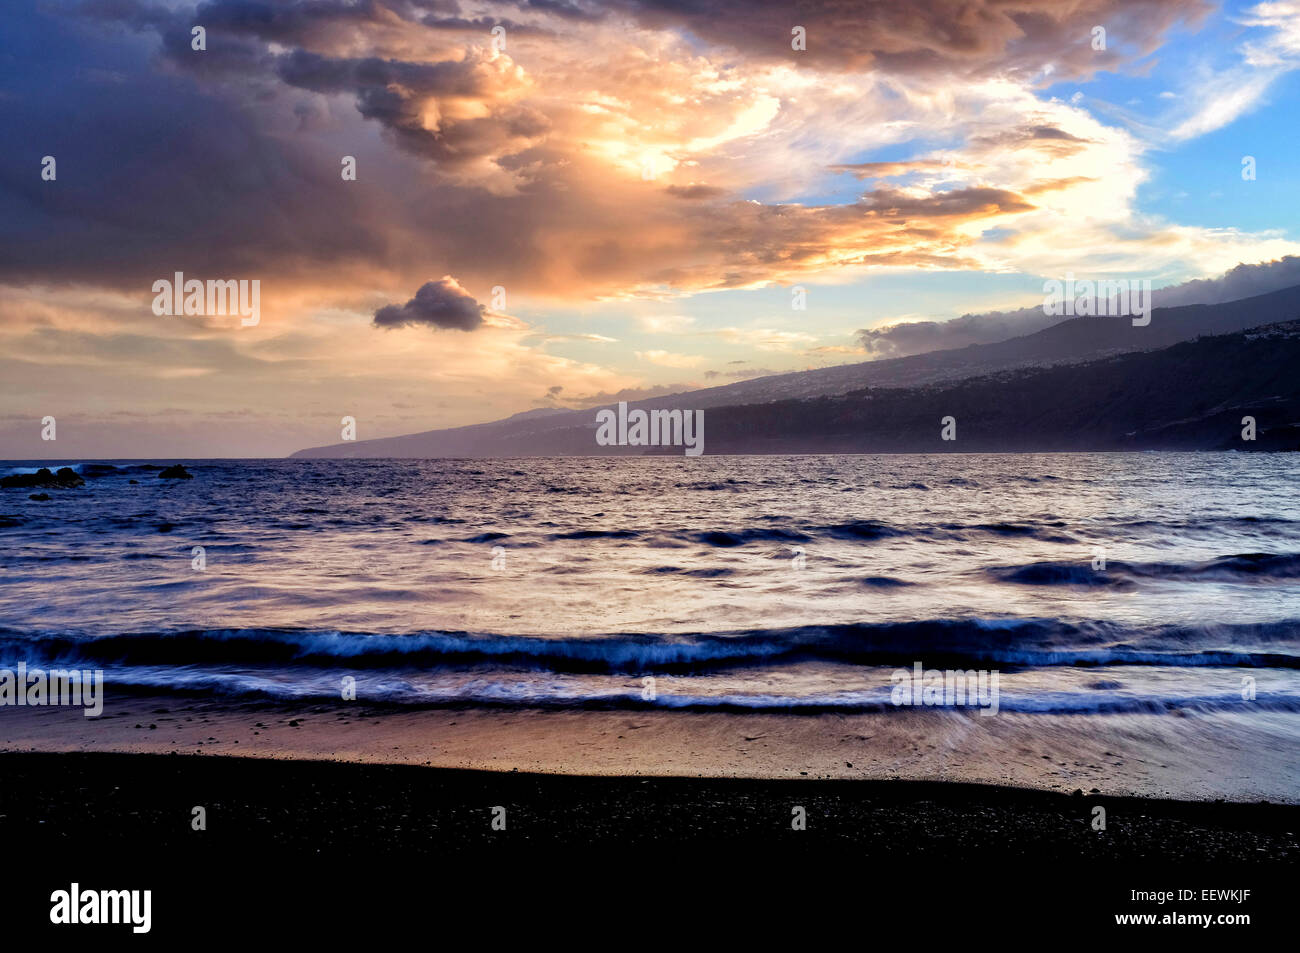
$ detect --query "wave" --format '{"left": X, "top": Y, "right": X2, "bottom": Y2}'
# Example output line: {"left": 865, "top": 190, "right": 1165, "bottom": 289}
{"left": 993, "top": 553, "right": 1300, "bottom": 586}
{"left": 678, "top": 520, "right": 1084, "bottom": 546}
{"left": 815, "top": 521, "right": 904, "bottom": 541}
{"left": 859, "top": 576, "right": 914, "bottom": 588}
{"left": 2, "top": 463, "right": 169, "bottom": 477}
{"left": 3, "top": 618, "right": 1297, "bottom": 675}
{"left": 68, "top": 670, "right": 1300, "bottom": 715}
{"left": 638, "top": 565, "right": 735, "bottom": 578}
{"left": 552, "top": 528, "right": 641, "bottom": 540}
{"left": 689, "top": 528, "right": 811, "bottom": 546}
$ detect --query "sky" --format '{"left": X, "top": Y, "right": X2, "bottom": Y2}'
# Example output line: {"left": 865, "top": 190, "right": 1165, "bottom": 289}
{"left": 2, "top": 0, "right": 1300, "bottom": 457}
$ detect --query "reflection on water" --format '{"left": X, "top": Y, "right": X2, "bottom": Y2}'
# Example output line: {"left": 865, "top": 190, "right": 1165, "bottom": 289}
{"left": 0, "top": 453, "right": 1298, "bottom": 713}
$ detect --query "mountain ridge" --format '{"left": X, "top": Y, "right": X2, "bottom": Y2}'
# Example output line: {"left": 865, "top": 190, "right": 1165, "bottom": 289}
{"left": 292, "top": 283, "right": 1300, "bottom": 457}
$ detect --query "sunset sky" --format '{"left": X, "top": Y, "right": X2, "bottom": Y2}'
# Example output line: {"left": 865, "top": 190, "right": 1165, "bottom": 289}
{"left": 3, "top": 0, "right": 1300, "bottom": 456}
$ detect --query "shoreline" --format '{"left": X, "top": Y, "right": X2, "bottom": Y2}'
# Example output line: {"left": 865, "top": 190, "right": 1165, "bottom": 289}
{"left": 3, "top": 690, "right": 1298, "bottom": 803}
{"left": 5, "top": 697, "right": 1298, "bottom": 935}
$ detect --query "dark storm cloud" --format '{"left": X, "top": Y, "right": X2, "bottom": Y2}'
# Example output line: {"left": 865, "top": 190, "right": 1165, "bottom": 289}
{"left": 506, "top": 0, "right": 606, "bottom": 22}
{"left": 0, "top": 13, "right": 389, "bottom": 292}
{"left": 0, "top": 3, "right": 539, "bottom": 293}
{"left": 372, "top": 276, "right": 485, "bottom": 330}
{"left": 180, "top": 0, "right": 557, "bottom": 45}
{"left": 0, "top": 0, "right": 1249, "bottom": 308}
{"left": 274, "top": 49, "right": 550, "bottom": 165}
{"left": 77, "top": 1, "right": 552, "bottom": 169}
{"left": 609, "top": 0, "right": 1211, "bottom": 79}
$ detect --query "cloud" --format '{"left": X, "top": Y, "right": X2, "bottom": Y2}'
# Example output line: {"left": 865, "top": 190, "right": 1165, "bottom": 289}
{"left": 1240, "top": 0, "right": 1300, "bottom": 67}
{"left": 539, "top": 332, "right": 618, "bottom": 343}
{"left": 559, "top": 382, "right": 697, "bottom": 407}
{"left": 664, "top": 184, "right": 728, "bottom": 200}
{"left": 274, "top": 47, "right": 550, "bottom": 171}
{"left": 4, "top": 0, "right": 1300, "bottom": 457}
{"left": 636, "top": 314, "right": 695, "bottom": 333}
{"left": 1164, "top": 1, "right": 1300, "bottom": 140}
{"left": 6, "top": 0, "right": 1290, "bottom": 307}
{"left": 1168, "top": 68, "right": 1276, "bottom": 140}
{"left": 372, "top": 277, "right": 485, "bottom": 331}
{"left": 856, "top": 308, "right": 1059, "bottom": 358}
{"left": 855, "top": 255, "right": 1300, "bottom": 358}
{"left": 704, "top": 366, "right": 780, "bottom": 380}
{"left": 1153, "top": 254, "right": 1300, "bottom": 306}
{"left": 611, "top": 0, "right": 1211, "bottom": 79}
{"left": 968, "top": 124, "right": 1094, "bottom": 156}
{"left": 635, "top": 349, "right": 704, "bottom": 368}
{"left": 830, "top": 159, "right": 952, "bottom": 180}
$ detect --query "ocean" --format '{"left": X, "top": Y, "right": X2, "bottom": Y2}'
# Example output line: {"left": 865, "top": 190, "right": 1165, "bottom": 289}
{"left": 2, "top": 453, "right": 1298, "bottom": 723}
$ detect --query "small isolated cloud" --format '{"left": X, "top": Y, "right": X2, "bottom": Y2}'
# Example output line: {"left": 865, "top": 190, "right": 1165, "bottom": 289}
{"left": 373, "top": 276, "right": 484, "bottom": 331}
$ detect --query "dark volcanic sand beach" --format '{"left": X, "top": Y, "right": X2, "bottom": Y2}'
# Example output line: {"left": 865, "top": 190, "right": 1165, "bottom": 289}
{"left": 2, "top": 751, "right": 1296, "bottom": 859}
{"left": 3, "top": 689, "right": 1297, "bottom": 935}
{"left": 2, "top": 749, "right": 1295, "bottom": 938}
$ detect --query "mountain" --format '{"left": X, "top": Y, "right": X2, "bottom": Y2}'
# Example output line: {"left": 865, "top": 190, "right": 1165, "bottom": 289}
{"left": 292, "top": 284, "right": 1300, "bottom": 457}
{"left": 689, "top": 319, "right": 1300, "bottom": 453}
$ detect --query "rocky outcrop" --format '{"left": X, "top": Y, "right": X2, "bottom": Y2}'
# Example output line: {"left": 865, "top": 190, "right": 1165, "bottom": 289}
{"left": 0, "top": 467, "right": 85, "bottom": 489}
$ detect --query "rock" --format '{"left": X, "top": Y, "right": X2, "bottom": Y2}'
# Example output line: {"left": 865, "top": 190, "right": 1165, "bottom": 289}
{"left": 1, "top": 467, "right": 84, "bottom": 489}
{"left": 28, "top": 493, "right": 50, "bottom": 501}
{"left": 129, "top": 479, "right": 139, "bottom": 484}
{"left": 158, "top": 464, "right": 193, "bottom": 480}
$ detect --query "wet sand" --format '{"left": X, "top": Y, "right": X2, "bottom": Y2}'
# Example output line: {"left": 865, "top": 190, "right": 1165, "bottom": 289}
{"left": 2, "top": 691, "right": 1298, "bottom": 803}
